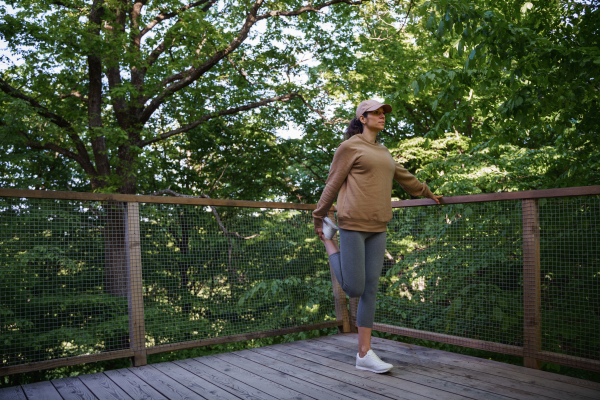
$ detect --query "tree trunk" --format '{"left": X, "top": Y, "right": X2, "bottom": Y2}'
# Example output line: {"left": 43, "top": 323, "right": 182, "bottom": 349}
{"left": 104, "top": 202, "right": 129, "bottom": 298}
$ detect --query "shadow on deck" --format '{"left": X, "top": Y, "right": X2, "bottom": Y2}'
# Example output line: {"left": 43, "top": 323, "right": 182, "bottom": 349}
{"left": 2, "top": 333, "right": 600, "bottom": 400}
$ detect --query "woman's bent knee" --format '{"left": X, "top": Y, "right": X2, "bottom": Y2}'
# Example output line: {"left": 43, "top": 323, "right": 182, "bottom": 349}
{"left": 343, "top": 285, "right": 364, "bottom": 298}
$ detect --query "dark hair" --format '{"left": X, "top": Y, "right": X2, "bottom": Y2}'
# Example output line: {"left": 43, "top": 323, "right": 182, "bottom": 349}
{"left": 344, "top": 112, "right": 368, "bottom": 141}
{"left": 344, "top": 111, "right": 380, "bottom": 143}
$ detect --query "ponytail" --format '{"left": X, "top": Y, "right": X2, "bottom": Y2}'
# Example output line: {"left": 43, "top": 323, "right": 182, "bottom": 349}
{"left": 344, "top": 112, "right": 368, "bottom": 141}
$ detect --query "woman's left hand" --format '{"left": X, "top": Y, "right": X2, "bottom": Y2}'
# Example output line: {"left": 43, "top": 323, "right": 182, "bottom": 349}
{"left": 431, "top": 194, "right": 443, "bottom": 204}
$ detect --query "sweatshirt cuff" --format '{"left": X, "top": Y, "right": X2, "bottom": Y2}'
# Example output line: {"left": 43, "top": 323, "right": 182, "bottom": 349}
{"left": 313, "top": 216, "right": 324, "bottom": 230}
{"left": 421, "top": 183, "right": 434, "bottom": 199}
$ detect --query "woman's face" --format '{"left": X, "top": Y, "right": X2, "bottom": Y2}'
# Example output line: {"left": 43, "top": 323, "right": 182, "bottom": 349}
{"left": 360, "top": 107, "right": 386, "bottom": 132}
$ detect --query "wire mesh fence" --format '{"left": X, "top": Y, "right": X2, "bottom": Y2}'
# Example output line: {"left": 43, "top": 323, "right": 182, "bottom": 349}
{"left": 1, "top": 190, "right": 599, "bottom": 373}
{"left": 538, "top": 197, "right": 600, "bottom": 363}
{"left": 0, "top": 196, "right": 334, "bottom": 369}
{"left": 0, "top": 198, "right": 131, "bottom": 367}
{"left": 376, "top": 197, "right": 600, "bottom": 370}
{"left": 138, "top": 203, "right": 336, "bottom": 349}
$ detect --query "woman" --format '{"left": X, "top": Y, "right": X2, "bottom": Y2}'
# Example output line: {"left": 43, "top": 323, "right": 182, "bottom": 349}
{"left": 313, "top": 100, "right": 443, "bottom": 373}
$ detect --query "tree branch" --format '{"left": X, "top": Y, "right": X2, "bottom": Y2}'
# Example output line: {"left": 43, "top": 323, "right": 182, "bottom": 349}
{"left": 139, "top": 0, "right": 211, "bottom": 38}
{"left": 1, "top": 78, "right": 72, "bottom": 129}
{"left": 256, "top": 0, "right": 364, "bottom": 20}
{"left": 140, "top": 0, "right": 367, "bottom": 125}
{"left": 139, "top": 93, "right": 298, "bottom": 148}
{"left": 226, "top": 55, "right": 254, "bottom": 85}
{"left": 0, "top": 78, "right": 97, "bottom": 174}
{"left": 149, "top": 189, "right": 259, "bottom": 240}
{"left": 49, "top": 1, "right": 83, "bottom": 10}
{"left": 298, "top": 94, "right": 347, "bottom": 129}
{"left": 297, "top": 159, "right": 327, "bottom": 183}
{"left": 59, "top": 91, "right": 88, "bottom": 103}
{"left": 0, "top": 121, "right": 91, "bottom": 172}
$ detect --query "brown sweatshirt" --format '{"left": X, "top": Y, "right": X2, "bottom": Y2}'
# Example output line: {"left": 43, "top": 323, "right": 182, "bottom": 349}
{"left": 313, "top": 134, "right": 434, "bottom": 232}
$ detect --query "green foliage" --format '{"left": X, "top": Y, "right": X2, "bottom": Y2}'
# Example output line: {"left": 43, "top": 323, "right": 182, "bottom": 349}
{"left": 0, "top": 197, "right": 337, "bottom": 384}
{"left": 377, "top": 197, "right": 600, "bottom": 364}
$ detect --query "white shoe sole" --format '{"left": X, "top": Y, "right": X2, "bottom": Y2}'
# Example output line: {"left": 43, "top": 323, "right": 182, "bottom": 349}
{"left": 356, "top": 365, "right": 393, "bottom": 373}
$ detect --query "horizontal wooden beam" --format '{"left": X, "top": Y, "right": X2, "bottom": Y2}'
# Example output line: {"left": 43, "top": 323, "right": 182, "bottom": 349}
{"left": 372, "top": 323, "right": 524, "bottom": 357}
{"left": 0, "top": 349, "right": 134, "bottom": 377}
{"left": 536, "top": 351, "right": 600, "bottom": 373}
{"left": 3, "top": 185, "right": 599, "bottom": 209}
{"left": 373, "top": 323, "right": 600, "bottom": 373}
{"left": 146, "top": 320, "right": 343, "bottom": 355}
{"left": 392, "top": 185, "right": 600, "bottom": 208}
{"left": 0, "top": 189, "right": 318, "bottom": 210}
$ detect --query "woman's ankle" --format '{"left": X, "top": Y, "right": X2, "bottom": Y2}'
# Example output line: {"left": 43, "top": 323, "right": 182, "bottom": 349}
{"left": 323, "top": 240, "right": 339, "bottom": 256}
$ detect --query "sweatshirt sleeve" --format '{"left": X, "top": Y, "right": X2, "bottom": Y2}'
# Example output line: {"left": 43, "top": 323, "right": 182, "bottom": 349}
{"left": 393, "top": 161, "right": 434, "bottom": 199}
{"left": 312, "top": 142, "right": 356, "bottom": 230}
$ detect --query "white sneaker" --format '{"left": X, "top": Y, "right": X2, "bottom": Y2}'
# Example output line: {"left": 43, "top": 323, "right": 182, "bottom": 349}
{"left": 356, "top": 349, "right": 393, "bottom": 373}
{"left": 322, "top": 217, "right": 339, "bottom": 240}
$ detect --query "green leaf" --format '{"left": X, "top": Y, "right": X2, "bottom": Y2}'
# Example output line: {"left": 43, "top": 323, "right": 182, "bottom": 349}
{"left": 411, "top": 80, "right": 420, "bottom": 96}
{"left": 426, "top": 12, "right": 435, "bottom": 30}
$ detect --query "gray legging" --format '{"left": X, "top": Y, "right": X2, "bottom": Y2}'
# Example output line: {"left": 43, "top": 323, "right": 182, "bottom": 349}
{"left": 328, "top": 227, "right": 387, "bottom": 329}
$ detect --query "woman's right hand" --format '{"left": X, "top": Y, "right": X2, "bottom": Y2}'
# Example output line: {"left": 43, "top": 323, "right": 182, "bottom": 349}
{"left": 315, "top": 227, "right": 325, "bottom": 241}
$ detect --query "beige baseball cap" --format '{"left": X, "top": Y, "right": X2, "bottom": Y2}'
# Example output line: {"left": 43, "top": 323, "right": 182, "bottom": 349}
{"left": 356, "top": 100, "right": 392, "bottom": 118}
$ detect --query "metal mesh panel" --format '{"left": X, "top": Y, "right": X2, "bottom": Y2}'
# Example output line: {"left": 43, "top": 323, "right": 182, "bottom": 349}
{"left": 0, "top": 198, "right": 131, "bottom": 367}
{"left": 538, "top": 197, "right": 600, "bottom": 364}
{"left": 377, "top": 201, "right": 524, "bottom": 348}
{"left": 376, "top": 197, "right": 600, "bottom": 370}
{"left": 3, "top": 192, "right": 598, "bottom": 372}
{"left": 138, "top": 203, "right": 335, "bottom": 349}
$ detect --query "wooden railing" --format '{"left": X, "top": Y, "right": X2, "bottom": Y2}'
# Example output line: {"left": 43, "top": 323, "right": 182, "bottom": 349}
{"left": 1, "top": 186, "right": 599, "bottom": 376}
{"left": 380, "top": 185, "right": 600, "bottom": 373}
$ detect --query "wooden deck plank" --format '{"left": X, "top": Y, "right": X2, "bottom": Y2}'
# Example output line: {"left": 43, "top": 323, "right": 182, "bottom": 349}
{"left": 304, "top": 336, "right": 576, "bottom": 400}
{"left": 78, "top": 372, "right": 133, "bottom": 400}
{"left": 345, "top": 332, "right": 600, "bottom": 391}
{"left": 193, "top": 354, "right": 314, "bottom": 400}
{"left": 6, "top": 334, "right": 600, "bottom": 400}
{"left": 175, "top": 358, "right": 277, "bottom": 400}
{"left": 0, "top": 386, "right": 27, "bottom": 400}
{"left": 104, "top": 368, "right": 169, "bottom": 400}
{"left": 21, "top": 380, "right": 63, "bottom": 400}
{"left": 128, "top": 365, "right": 209, "bottom": 400}
{"left": 212, "top": 350, "right": 404, "bottom": 400}
{"left": 257, "top": 342, "right": 510, "bottom": 400}
{"left": 218, "top": 350, "right": 394, "bottom": 400}
{"left": 152, "top": 361, "right": 244, "bottom": 400}
{"left": 232, "top": 348, "right": 430, "bottom": 400}
{"left": 298, "top": 336, "right": 573, "bottom": 400}
{"left": 325, "top": 334, "right": 600, "bottom": 399}
{"left": 52, "top": 376, "right": 97, "bottom": 400}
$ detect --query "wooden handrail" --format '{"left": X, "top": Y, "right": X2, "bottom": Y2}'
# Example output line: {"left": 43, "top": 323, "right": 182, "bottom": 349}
{"left": 2, "top": 185, "right": 599, "bottom": 209}
{"left": 392, "top": 185, "right": 600, "bottom": 207}
{"left": 0, "top": 188, "right": 317, "bottom": 210}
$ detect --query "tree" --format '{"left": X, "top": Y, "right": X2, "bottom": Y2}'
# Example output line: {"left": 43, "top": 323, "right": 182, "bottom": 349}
{"left": 411, "top": 0, "right": 600, "bottom": 191}
{"left": 0, "top": 0, "right": 368, "bottom": 194}
{"left": 0, "top": 0, "right": 370, "bottom": 295}
{"left": 308, "top": 0, "right": 599, "bottom": 197}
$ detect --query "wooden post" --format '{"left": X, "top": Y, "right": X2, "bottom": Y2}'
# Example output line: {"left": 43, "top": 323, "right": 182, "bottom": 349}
{"left": 327, "top": 211, "right": 351, "bottom": 333}
{"left": 523, "top": 199, "right": 542, "bottom": 369}
{"left": 127, "top": 202, "right": 147, "bottom": 367}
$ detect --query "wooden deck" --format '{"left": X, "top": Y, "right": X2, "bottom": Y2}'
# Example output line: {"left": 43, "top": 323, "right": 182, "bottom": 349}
{"left": 2, "top": 333, "right": 600, "bottom": 400}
